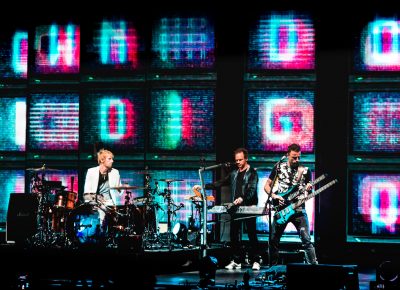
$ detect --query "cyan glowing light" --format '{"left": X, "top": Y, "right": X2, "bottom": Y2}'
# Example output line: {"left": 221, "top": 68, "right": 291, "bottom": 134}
{"left": 166, "top": 91, "right": 182, "bottom": 149}
{"left": 361, "top": 19, "right": 400, "bottom": 70}
{"left": 0, "top": 98, "right": 26, "bottom": 151}
{"left": 0, "top": 170, "right": 25, "bottom": 223}
{"left": 11, "top": 31, "right": 28, "bottom": 77}
{"left": 100, "top": 98, "right": 134, "bottom": 141}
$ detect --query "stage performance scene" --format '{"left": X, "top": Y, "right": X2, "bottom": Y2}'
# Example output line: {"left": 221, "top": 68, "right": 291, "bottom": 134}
{"left": 0, "top": 1, "right": 399, "bottom": 289}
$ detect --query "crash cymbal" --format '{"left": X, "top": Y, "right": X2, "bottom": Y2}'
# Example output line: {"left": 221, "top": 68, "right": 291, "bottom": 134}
{"left": 110, "top": 185, "right": 146, "bottom": 190}
{"left": 158, "top": 178, "right": 184, "bottom": 183}
{"left": 26, "top": 166, "right": 61, "bottom": 172}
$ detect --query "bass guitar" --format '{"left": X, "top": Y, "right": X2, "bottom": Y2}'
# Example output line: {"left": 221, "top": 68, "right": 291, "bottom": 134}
{"left": 274, "top": 179, "right": 338, "bottom": 225}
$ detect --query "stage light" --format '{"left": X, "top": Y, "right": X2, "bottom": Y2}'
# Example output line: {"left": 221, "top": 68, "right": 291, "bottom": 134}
{"left": 172, "top": 222, "right": 188, "bottom": 244}
{"left": 376, "top": 261, "right": 399, "bottom": 289}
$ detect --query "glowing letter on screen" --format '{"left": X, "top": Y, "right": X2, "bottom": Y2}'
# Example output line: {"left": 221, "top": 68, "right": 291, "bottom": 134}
{"left": 35, "top": 24, "right": 80, "bottom": 73}
{"left": 100, "top": 99, "right": 134, "bottom": 140}
{"left": 363, "top": 20, "right": 400, "bottom": 69}
{"left": 262, "top": 98, "right": 313, "bottom": 149}
{"left": 99, "top": 20, "right": 138, "bottom": 68}
{"left": 360, "top": 175, "right": 400, "bottom": 233}
{"left": 11, "top": 31, "right": 28, "bottom": 77}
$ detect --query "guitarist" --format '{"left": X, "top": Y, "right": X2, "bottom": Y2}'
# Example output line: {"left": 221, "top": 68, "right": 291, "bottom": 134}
{"left": 264, "top": 143, "right": 318, "bottom": 265}
{"left": 205, "top": 148, "right": 262, "bottom": 271}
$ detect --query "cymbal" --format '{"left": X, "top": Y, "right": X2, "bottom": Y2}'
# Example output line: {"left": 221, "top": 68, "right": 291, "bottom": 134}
{"left": 157, "top": 178, "right": 184, "bottom": 183}
{"left": 110, "top": 185, "right": 146, "bottom": 190}
{"left": 27, "top": 166, "right": 61, "bottom": 172}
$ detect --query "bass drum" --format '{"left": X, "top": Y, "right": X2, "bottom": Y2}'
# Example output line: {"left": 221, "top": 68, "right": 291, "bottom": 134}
{"left": 67, "top": 203, "right": 108, "bottom": 245}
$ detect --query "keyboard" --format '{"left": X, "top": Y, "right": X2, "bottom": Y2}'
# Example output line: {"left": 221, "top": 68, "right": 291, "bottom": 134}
{"left": 208, "top": 205, "right": 268, "bottom": 215}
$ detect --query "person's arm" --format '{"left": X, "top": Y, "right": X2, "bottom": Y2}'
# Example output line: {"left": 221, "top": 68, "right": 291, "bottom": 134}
{"left": 264, "top": 172, "right": 284, "bottom": 206}
{"left": 241, "top": 169, "right": 258, "bottom": 205}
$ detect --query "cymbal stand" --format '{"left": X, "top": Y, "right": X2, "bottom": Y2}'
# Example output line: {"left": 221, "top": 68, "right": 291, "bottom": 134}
{"left": 163, "top": 181, "right": 175, "bottom": 250}
{"left": 142, "top": 178, "right": 162, "bottom": 249}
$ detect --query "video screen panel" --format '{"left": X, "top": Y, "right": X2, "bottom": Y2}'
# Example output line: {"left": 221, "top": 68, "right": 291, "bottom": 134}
{"left": 0, "top": 169, "right": 25, "bottom": 223}
{"left": 352, "top": 91, "right": 400, "bottom": 154}
{"left": 83, "top": 18, "right": 144, "bottom": 74}
{"left": 0, "top": 30, "right": 28, "bottom": 79}
{"left": 149, "top": 89, "right": 215, "bottom": 152}
{"left": 80, "top": 90, "right": 145, "bottom": 153}
{"left": 355, "top": 18, "right": 400, "bottom": 72}
{"left": 28, "top": 93, "right": 79, "bottom": 151}
{"left": 33, "top": 24, "right": 80, "bottom": 74}
{"left": 152, "top": 17, "right": 215, "bottom": 69}
{"left": 348, "top": 170, "right": 400, "bottom": 243}
{"left": 247, "top": 90, "right": 314, "bottom": 153}
{"left": 248, "top": 12, "right": 315, "bottom": 70}
{"left": 0, "top": 97, "right": 26, "bottom": 151}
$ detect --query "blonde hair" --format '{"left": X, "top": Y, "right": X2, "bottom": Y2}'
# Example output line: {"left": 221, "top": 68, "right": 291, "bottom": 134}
{"left": 97, "top": 149, "right": 114, "bottom": 165}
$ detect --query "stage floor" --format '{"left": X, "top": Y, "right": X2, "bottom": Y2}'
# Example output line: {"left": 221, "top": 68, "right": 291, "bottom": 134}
{"left": 0, "top": 242, "right": 376, "bottom": 289}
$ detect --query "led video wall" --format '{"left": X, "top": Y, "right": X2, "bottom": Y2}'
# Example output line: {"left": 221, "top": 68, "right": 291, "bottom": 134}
{"left": 347, "top": 171, "right": 400, "bottom": 242}
{"left": 246, "top": 90, "right": 314, "bottom": 153}
{"left": 81, "top": 90, "right": 145, "bottom": 152}
{"left": 0, "top": 170, "right": 25, "bottom": 223}
{"left": 351, "top": 91, "right": 400, "bottom": 153}
{"left": 149, "top": 89, "right": 215, "bottom": 152}
{"left": 0, "top": 30, "right": 28, "bottom": 79}
{"left": 248, "top": 12, "right": 315, "bottom": 70}
{"left": 0, "top": 97, "right": 26, "bottom": 151}
{"left": 28, "top": 93, "right": 79, "bottom": 151}
{"left": 355, "top": 18, "right": 400, "bottom": 71}
{"left": 256, "top": 169, "right": 315, "bottom": 236}
{"left": 152, "top": 17, "right": 215, "bottom": 69}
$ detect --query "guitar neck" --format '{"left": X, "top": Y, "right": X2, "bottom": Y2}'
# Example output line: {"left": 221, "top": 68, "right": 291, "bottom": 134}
{"left": 303, "top": 179, "right": 338, "bottom": 203}
{"left": 287, "top": 173, "right": 327, "bottom": 201}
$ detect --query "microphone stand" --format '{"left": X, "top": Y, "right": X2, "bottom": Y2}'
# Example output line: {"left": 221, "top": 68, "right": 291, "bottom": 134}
{"left": 198, "top": 162, "right": 227, "bottom": 258}
{"left": 266, "top": 157, "right": 284, "bottom": 268}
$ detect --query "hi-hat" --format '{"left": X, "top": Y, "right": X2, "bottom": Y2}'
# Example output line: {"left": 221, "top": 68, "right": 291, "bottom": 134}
{"left": 27, "top": 166, "right": 61, "bottom": 172}
{"left": 158, "top": 178, "right": 184, "bottom": 183}
{"left": 110, "top": 185, "right": 146, "bottom": 190}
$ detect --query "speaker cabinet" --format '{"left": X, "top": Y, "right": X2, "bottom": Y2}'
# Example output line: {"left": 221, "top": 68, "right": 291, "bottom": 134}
{"left": 6, "top": 193, "right": 38, "bottom": 245}
{"left": 286, "top": 263, "right": 359, "bottom": 290}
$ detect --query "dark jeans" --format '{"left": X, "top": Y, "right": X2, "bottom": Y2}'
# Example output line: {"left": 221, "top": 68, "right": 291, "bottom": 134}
{"left": 269, "top": 211, "right": 317, "bottom": 265}
{"left": 230, "top": 215, "right": 261, "bottom": 264}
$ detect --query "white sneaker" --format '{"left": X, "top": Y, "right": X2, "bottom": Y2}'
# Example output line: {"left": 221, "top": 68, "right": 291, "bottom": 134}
{"left": 225, "top": 261, "right": 241, "bottom": 270}
{"left": 252, "top": 262, "right": 261, "bottom": 271}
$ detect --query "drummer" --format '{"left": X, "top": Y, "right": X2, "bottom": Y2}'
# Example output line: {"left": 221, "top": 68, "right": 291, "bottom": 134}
{"left": 83, "top": 149, "right": 123, "bottom": 229}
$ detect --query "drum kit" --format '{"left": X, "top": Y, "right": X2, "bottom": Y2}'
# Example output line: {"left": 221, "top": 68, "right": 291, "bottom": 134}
{"left": 26, "top": 166, "right": 199, "bottom": 251}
